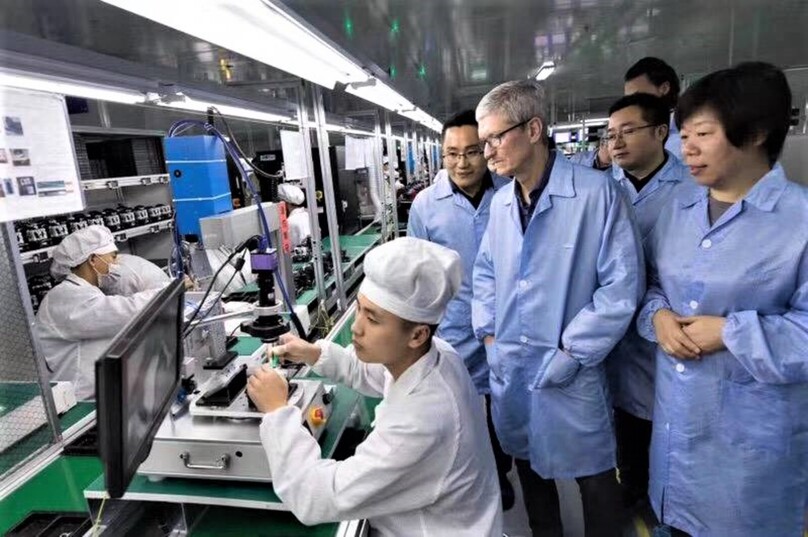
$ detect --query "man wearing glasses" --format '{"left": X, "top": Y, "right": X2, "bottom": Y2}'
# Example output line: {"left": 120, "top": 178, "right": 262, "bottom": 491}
{"left": 472, "top": 80, "right": 643, "bottom": 537}
{"left": 604, "top": 93, "right": 690, "bottom": 513}
{"left": 407, "top": 109, "right": 514, "bottom": 510}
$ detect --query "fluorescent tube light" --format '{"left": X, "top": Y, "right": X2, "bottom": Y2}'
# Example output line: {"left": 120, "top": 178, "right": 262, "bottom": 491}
{"left": 346, "top": 78, "right": 415, "bottom": 113}
{"left": 100, "top": 0, "right": 368, "bottom": 89}
{"left": 535, "top": 61, "right": 556, "bottom": 81}
{"left": 155, "top": 93, "right": 292, "bottom": 124}
{"left": 0, "top": 71, "right": 146, "bottom": 104}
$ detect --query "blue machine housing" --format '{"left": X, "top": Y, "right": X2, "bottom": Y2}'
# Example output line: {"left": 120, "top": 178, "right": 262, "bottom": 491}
{"left": 165, "top": 135, "right": 233, "bottom": 239}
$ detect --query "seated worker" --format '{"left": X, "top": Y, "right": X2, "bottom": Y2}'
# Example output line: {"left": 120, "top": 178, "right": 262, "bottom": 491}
{"left": 35, "top": 225, "right": 162, "bottom": 400}
{"left": 247, "top": 237, "right": 503, "bottom": 536}
{"left": 278, "top": 183, "right": 311, "bottom": 247}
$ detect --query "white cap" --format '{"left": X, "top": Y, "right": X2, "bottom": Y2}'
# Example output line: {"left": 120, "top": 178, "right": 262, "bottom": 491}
{"left": 383, "top": 156, "right": 390, "bottom": 165}
{"left": 358, "top": 237, "right": 461, "bottom": 324}
{"left": 278, "top": 183, "right": 304, "bottom": 205}
{"left": 50, "top": 225, "right": 117, "bottom": 279}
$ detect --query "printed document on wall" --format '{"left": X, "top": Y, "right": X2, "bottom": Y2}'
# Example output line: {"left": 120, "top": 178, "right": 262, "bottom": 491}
{"left": 279, "top": 129, "right": 307, "bottom": 180}
{"left": 0, "top": 86, "right": 85, "bottom": 222}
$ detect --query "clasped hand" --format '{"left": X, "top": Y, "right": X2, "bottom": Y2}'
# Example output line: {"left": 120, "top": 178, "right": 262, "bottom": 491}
{"left": 652, "top": 310, "right": 726, "bottom": 360}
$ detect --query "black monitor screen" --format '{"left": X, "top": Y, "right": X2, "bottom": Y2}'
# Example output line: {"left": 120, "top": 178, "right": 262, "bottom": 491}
{"left": 96, "top": 279, "right": 184, "bottom": 498}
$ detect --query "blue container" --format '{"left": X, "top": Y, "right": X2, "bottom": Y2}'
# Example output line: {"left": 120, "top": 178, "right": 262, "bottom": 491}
{"left": 165, "top": 135, "right": 232, "bottom": 238}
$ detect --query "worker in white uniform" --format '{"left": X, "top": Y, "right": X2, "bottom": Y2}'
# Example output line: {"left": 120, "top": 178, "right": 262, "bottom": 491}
{"left": 35, "top": 225, "right": 161, "bottom": 400}
{"left": 247, "top": 237, "right": 503, "bottom": 537}
{"left": 279, "top": 183, "right": 311, "bottom": 247}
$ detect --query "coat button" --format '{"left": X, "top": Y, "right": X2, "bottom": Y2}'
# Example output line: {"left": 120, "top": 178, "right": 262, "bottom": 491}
{"left": 689, "top": 300, "right": 699, "bottom": 310}
{"left": 675, "top": 363, "right": 685, "bottom": 373}
{"left": 520, "top": 336, "right": 528, "bottom": 344}
{"left": 701, "top": 239, "right": 712, "bottom": 249}
{"left": 519, "top": 280, "right": 528, "bottom": 289}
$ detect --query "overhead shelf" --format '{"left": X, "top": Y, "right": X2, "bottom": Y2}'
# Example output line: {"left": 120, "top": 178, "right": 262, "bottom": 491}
{"left": 21, "top": 220, "right": 174, "bottom": 264}
{"left": 81, "top": 174, "right": 170, "bottom": 191}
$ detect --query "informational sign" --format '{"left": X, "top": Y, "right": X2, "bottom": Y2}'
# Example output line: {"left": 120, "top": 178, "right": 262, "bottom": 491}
{"left": 0, "top": 87, "right": 85, "bottom": 222}
{"left": 279, "top": 129, "right": 307, "bottom": 180}
{"left": 344, "top": 135, "right": 377, "bottom": 170}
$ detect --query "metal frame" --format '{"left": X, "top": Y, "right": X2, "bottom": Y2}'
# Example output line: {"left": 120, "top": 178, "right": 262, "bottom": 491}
{"left": 383, "top": 110, "right": 400, "bottom": 238}
{"left": 293, "top": 81, "right": 329, "bottom": 306}
{"left": 310, "top": 83, "right": 348, "bottom": 311}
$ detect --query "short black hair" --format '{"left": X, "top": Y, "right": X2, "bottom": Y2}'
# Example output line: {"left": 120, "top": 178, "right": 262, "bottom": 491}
{"left": 675, "top": 62, "right": 791, "bottom": 166}
{"left": 609, "top": 93, "right": 670, "bottom": 127}
{"left": 625, "top": 57, "right": 680, "bottom": 109}
{"left": 442, "top": 109, "right": 477, "bottom": 138}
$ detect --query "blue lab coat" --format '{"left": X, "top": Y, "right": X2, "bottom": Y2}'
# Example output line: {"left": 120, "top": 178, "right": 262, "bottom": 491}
{"left": 637, "top": 165, "right": 808, "bottom": 536}
{"left": 407, "top": 169, "right": 511, "bottom": 394}
{"left": 568, "top": 149, "right": 597, "bottom": 167}
{"left": 473, "top": 154, "right": 644, "bottom": 478}
{"left": 665, "top": 114, "right": 682, "bottom": 160}
{"left": 607, "top": 153, "right": 691, "bottom": 420}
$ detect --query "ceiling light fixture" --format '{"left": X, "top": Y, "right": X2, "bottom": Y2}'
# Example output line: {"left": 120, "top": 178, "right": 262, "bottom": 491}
{"left": 99, "top": 0, "right": 369, "bottom": 89}
{"left": 150, "top": 92, "right": 292, "bottom": 124}
{"left": 535, "top": 61, "right": 556, "bottom": 81}
{"left": 0, "top": 71, "right": 146, "bottom": 104}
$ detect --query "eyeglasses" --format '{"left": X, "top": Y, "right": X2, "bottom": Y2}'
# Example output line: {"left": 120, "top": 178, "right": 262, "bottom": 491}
{"left": 480, "top": 119, "right": 530, "bottom": 149}
{"left": 442, "top": 148, "right": 485, "bottom": 163}
{"left": 603, "top": 124, "right": 659, "bottom": 144}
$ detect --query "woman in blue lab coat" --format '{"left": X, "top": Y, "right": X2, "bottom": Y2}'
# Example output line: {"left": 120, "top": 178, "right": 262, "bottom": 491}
{"left": 637, "top": 62, "right": 808, "bottom": 536}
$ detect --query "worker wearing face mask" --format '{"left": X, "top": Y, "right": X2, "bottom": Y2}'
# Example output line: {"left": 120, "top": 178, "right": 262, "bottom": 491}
{"left": 35, "top": 225, "right": 162, "bottom": 400}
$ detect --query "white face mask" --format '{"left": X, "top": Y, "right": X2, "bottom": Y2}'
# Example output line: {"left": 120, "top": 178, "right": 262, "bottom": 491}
{"left": 92, "top": 255, "right": 122, "bottom": 292}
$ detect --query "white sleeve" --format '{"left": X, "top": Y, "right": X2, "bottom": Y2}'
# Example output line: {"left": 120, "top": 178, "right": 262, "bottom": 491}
{"left": 260, "top": 402, "right": 450, "bottom": 525}
{"left": 55, "top": 287, "right": 161, "bottom": 340}
{"left": 311, "top": 340, "right": 387, "bottom": 398}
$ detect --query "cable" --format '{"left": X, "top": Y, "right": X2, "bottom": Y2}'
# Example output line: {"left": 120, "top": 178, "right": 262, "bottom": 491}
{"left": 168, "top": 117, "right": 308, "bottom": 339}
{"left": 185, "top": 256, "right": 244, "bottom": 333}
{"left": 92, "top": 497, "right": 107, "bottom": 537}
{"left": 183, "top": 250, "right": 245, "bottom": 337}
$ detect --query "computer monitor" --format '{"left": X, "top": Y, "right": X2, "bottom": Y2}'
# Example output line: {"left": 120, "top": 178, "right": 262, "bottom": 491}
{"left": 95, "top": 279, "right": 185, "bottom": 499}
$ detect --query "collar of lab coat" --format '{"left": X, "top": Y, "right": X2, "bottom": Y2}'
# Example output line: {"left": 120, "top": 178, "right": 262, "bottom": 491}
{"left": 385, "top": 341, "right": 440, "bottom": 401}
{"left": 610, "top": 150, "right": 683, "bottom": 185}
{"left": 65, "top": 272, "right": 94, "bottom": 289}
{"left": 432, "top": 170, "right": 510, "bottom": 200}
{"left": 678, "top": 162, "right": 788, "bottom": 212}
{"left": 503, "top": 151, "right": 574, "bottom": 207}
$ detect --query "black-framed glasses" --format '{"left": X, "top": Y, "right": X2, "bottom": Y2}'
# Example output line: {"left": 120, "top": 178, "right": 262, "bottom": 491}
{"left": 442, "top": 148, "right": 485, "bottom": 163}
{"left": 480, "top": 119, "right": 530, "bottom": 149}
{"left": 603, "top": 124, "right": 660, "bottom": 144}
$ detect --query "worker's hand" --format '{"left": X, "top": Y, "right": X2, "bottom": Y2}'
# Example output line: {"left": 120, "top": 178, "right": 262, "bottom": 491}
{"left": 270, "top": 333, "right": 321, "bottom": 366}
{"left": 652, "top": 309, "right": 701, "bottom": 360}
{"left": 247, "top": 364, "right": 289, "bottom": 413}
{"left": 182, "top": 275, "right": 196, "bottom": 290}
{"left": 679, "top": 316, "right": 727, "bottom": 355}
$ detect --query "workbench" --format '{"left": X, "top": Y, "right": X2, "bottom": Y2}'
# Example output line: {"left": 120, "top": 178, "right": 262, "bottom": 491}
{"left": 0, "top": 310, "right": 380, "bottom": 536}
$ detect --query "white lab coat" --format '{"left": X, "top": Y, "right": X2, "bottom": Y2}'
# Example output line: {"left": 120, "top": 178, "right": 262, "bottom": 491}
{"left": 35, "top": 274, "right": 160, "bottom": 400}
{"left": 287, "top": 207, "right": 312, "bottom": 247}
{"left": 107, "top": 253, "right": 170, "bottom": 296}
{"left": 259, "top": 337, "right": 503, "bottom": 536}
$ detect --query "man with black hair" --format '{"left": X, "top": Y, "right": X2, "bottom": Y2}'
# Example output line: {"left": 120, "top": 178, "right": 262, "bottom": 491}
{"left": 603, "top": 92, "right": 690, "bottom": 511}
{"left": 624, "top": 57, "right": 682, "bottom": 159}
{"left": 407, "top": 109, "right": 515, "bottom": 510}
